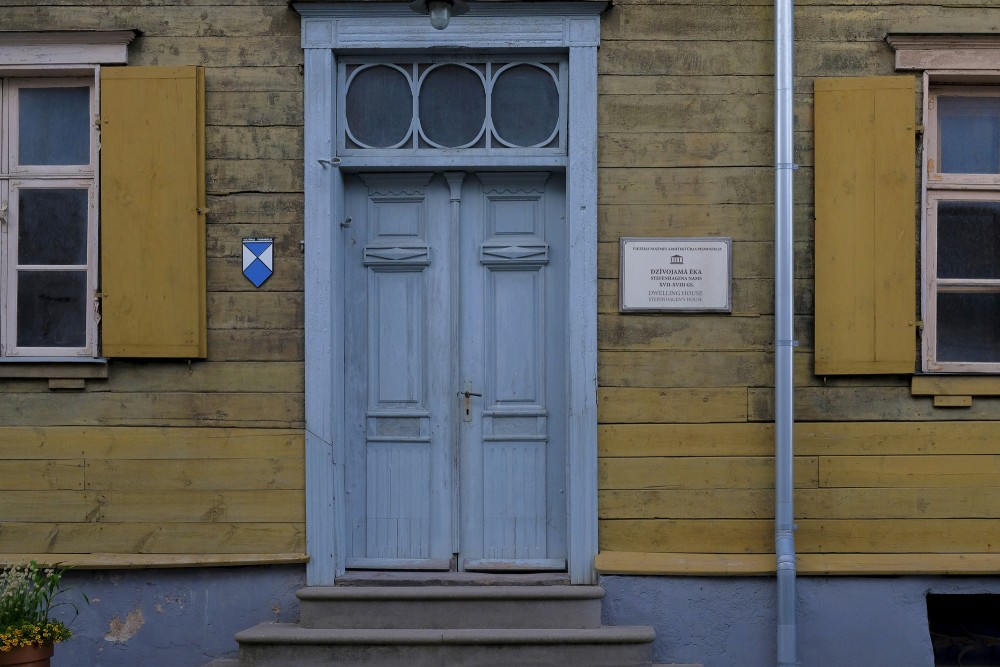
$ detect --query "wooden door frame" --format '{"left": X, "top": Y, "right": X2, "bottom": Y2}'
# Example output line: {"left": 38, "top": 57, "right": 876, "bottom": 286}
{"left": 295, "top": 1, "right": 604, "bottom": 585}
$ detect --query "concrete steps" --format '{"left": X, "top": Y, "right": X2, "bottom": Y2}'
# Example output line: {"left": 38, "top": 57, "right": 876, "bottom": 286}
{"left": 233, "top": 585, "right": 657, "bottom": 666}
{"left": 297, "top": 584, "right": 604, "bottom": 629}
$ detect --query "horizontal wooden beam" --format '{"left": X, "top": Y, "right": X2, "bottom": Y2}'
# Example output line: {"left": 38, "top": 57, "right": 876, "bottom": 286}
{"left": 0, "top": 553, "right": 308, "bottom": 569}
{"left": 596, "top": 551, "right": 1000, "bottom": 576}
{"left": 912, "top": 375, "right": 1000, "bottom": 397}
{"left": 596, "top": 551, "right": 774, "bottom": 575}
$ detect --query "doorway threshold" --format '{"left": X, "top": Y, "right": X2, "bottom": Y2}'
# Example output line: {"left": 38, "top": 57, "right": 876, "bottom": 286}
{"left": 336, "top": 571, "right": 572, "bottom": 587}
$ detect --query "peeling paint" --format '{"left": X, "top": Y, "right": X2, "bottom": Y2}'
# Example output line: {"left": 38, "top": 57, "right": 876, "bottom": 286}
{"left": 52, "top": 565, "right": 306, "bottom": 666}
{"left": 104, "top": 608, "right": 144, "bottom": 643}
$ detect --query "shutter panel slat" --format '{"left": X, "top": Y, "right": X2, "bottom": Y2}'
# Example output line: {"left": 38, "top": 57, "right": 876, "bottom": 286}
{"left": 100, "top": 66, "right": 206, "bottom": 358}
{"left": 814, "top": 76, "right": 916, "bottom": 375}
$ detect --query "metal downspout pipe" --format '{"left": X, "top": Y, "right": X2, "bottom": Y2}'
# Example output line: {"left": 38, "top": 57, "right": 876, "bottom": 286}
{"left": 774, "top": 0, "right": 798, "bottom": 665}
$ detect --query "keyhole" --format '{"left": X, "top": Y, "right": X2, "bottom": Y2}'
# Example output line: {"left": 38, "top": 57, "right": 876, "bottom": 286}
{"left": 459, "top": 387, "right": 482, "bottom": 421}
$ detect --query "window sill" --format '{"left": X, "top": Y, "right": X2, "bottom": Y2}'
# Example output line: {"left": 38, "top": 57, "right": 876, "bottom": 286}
{"left": 0, "top": 358, "right": 108, "bottom": 380}
{"left": 911, "top": 375, "right": 1000, "bottom": 407}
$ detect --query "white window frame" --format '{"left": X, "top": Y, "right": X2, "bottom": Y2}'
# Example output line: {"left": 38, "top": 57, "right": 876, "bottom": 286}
{"left": 1, "top": 78, "right": 99, "bottom": 357}
{"left": 889, "top": 35, "right": 1000, "bottom": 373}
{"left": 295, "top": 1, "right": 603, "bottom": 586}
{"left": 0, "top": 30, "right": 136, "bottom": 364}
{"left": 0, "top": 32, "right": 132, "bottom": 362}
{"left": 924, "top": 189, "right": 1000, "bottom": 372}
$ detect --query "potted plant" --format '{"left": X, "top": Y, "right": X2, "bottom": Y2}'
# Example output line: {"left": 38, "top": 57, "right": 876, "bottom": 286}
{"left": 0, "top": 562, "right": 77, "bottom": 667}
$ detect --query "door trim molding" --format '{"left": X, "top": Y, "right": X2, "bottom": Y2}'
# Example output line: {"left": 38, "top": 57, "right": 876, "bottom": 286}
{"left": 296, "top": 1, "right": 604, "bottom": 585}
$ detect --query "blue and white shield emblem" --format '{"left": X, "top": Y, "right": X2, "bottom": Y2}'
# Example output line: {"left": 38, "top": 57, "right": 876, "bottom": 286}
{"left": 242, "top": 237, "right": 274, "bottom": 287}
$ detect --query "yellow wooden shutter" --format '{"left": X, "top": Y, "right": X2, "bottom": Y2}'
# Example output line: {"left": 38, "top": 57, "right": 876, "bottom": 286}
{"left": 100, "top": 66, "right": 206, "bottom": 357}
{"left": 814, "top": 76, "right": 916, "bottom": 375}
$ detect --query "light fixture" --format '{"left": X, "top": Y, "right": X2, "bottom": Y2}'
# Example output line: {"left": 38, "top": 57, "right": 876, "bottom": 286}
{"left": 409, "top": 0, "right": 469, "bottom": 30}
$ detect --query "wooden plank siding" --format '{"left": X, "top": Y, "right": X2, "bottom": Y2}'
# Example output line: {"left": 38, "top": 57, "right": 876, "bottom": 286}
{"left": 0, "top": 426, "right": 305, "bottom": 560}
{"left": 0, "top": 2, "right": 305, "bottom": 565}
{"left": 595, "top": 0, "right": 1000, "bottom": 576}
{"left": 4, "top": 0, "right": 1000, "bottom": 578}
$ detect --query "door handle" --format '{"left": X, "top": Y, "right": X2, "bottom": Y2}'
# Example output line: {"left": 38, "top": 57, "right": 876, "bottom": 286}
{"left": 458, "top": 388, "right": 482, "bottom": 420}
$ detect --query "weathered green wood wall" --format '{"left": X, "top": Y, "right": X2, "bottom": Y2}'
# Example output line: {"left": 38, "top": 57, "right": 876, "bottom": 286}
{"left": 0, "top": 1, "right": 306, "bottom": 566}
{"left": 596, "top": 0, "right": 1000, "bottom": 575}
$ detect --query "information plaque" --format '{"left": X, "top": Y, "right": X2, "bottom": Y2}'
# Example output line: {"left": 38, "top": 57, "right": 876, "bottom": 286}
{"left": 619, "top": 237, "right": 732, "bottom": 313}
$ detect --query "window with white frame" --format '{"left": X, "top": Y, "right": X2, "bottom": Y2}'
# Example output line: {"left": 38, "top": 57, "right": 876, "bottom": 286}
{"left": 925, "top": 86, "right": 1000, "bottom": 371}
{"left": 0, "top": 76, "right": 97, "bottom": 358}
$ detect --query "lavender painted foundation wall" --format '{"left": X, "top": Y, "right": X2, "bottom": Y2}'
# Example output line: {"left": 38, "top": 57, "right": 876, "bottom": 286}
{"left": 49, "top": 565, "right": 305, "bottom": 666}
{"left": 601, "top": 575, "right": 1000, "bottom": 667}
{"left": 42, "top": 567, "right": 1000, "bottom": 666}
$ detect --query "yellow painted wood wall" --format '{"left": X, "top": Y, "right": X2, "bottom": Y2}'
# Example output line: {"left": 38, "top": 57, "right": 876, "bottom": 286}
{"left": 0, "top": 2, "right": 305, "bottom": 566}
{"left": 8, "top": 0, "right": 1000, "bottom": 575}
{"left": 596, "top": 0, "right": 1000, "bottom": 575}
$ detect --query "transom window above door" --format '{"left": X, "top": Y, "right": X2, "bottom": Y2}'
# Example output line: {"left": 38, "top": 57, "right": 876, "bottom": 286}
{"left": 339, "top": 57, "right": 567, "bottom": 155}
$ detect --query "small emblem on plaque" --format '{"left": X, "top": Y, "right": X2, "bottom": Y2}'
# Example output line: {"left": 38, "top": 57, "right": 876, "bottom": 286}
{"left": 242, "top": 238, "right": 274, "bottom": 287}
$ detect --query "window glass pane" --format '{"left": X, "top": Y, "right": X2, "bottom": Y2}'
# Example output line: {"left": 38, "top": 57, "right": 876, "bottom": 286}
{"left": 937, "top": 200, "right": 1000, "bottom": 279}
{"left": 938, "top": 96, "right": 1000, "bottom": 174}
{"left": 418, "top": 65, "right": 485, "bottom": 148}
{"left": 18, "top": 188, "right": 88, "bottom": 265}
{"left": 346, "top": 66, "right": 413, "bottom": 148}
{"left": 492, "top": 65, "right": 559, "bottom": 147}
{"left": 19, "top": 87, "right": 91, "bottom": 166}
{"left": 17, "top": 270, "right": 87, "bottom": 348}
{"left": 937, "top": 292, "right": 1000, "bottom": 363}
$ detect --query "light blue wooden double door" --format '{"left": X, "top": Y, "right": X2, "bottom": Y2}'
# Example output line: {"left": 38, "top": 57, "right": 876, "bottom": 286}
{"left": 344, "top": 171, "right": 567, "bottom": 572}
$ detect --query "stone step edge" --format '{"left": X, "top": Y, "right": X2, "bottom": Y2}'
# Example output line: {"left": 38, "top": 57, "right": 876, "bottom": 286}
{"left": 237, "top": 623, "right": 655, "bottom": 646}
{"left": 298, "top": 585, "right": 604, "bottom": 602}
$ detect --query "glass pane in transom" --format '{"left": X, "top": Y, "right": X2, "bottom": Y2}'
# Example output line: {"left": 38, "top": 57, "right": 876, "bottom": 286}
{"left": 418, "top": 65, "right": 486, "bottom": 148}
{"left": 18, "top": 87, "right": 91, "bottom": 166}
{"left": 937, "top": 291, "right": 1000, "bottom": 362}
{"left": 16, "top": 270, "right": 87, "bottom": 348}
{"left": 18, "top": 188, "right": 88, "bottom": 265}
{"left": 937, "top": 199, "right": 1000, "bottom": 279}
{"left": 938, "top": 96, "right": 1000, "bottom": 175}
{"left": 346, "top": 65, "right": 413, "bottom": 149}
{"left": 492, "top": 64, "right": 559, "bottom": 147}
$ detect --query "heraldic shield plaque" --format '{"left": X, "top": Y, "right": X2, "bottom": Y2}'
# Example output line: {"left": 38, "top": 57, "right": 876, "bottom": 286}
{"left": 242, "top": 237, "right": 274, "bottom": 287}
